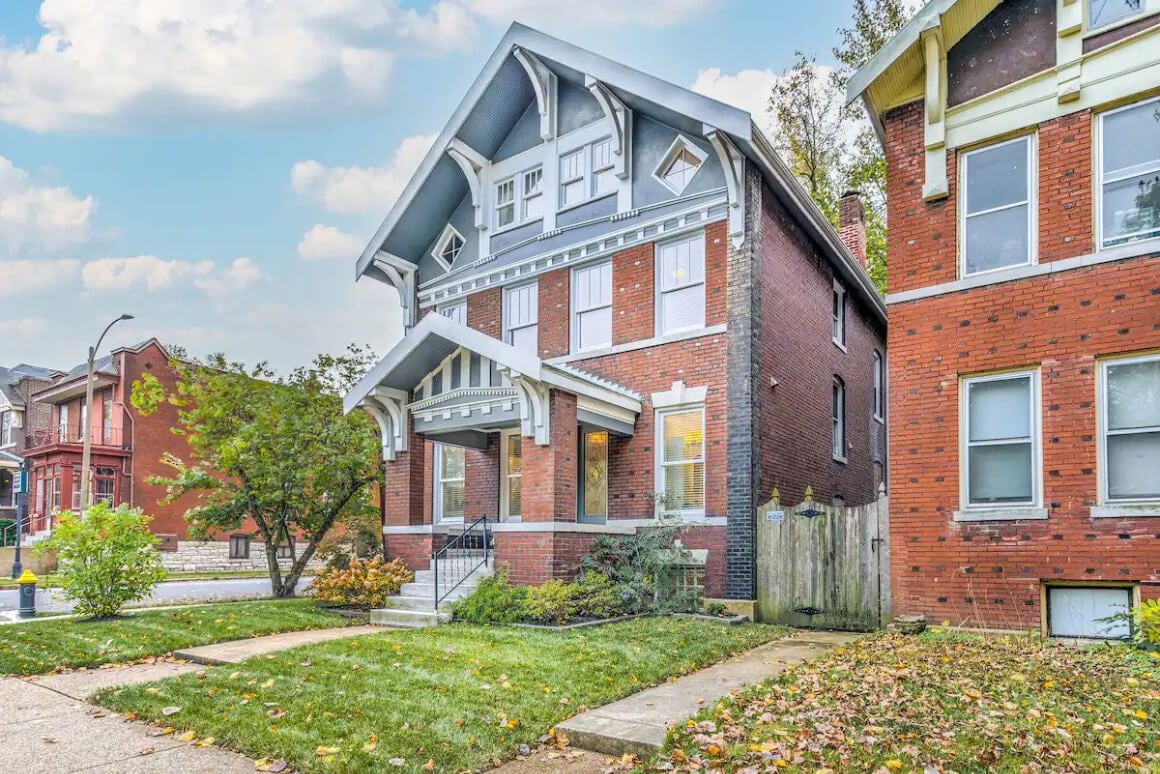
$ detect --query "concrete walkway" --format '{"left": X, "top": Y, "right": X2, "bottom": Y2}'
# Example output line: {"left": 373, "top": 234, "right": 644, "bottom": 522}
{"left": 555, "top": 629, "right": 862, "bottom": 758}
{"left": 173, "top": 624, "right": 382, "bottom": 664}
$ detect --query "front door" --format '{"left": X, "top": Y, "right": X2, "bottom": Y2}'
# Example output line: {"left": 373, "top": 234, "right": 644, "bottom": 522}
{"left": 578, "top": 429, "right": 608, "bottom": 524}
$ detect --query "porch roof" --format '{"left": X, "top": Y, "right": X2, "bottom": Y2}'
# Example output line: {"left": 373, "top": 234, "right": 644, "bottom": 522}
{"left": 345, "top": 313, "right": 641, "bottom": 457}
{"left": 0, "top": 450, "right": 21, "bottom": 469}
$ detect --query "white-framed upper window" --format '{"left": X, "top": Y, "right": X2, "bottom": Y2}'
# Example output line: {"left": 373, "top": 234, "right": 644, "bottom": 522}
{"left": 503, "top": 282, "right": 538, "bottom": 358}
{"left": 437, "top": 300, "right": 466, "bottom": 325}
{"left": 500, "top": 429, "right": 522, "bottom": 521}
{"left": 58, "top": 403, "right": 69, "bottom": 442}
{"left": 1099, "top": 354, "right": 1160, "bottom": 503}
{"left": 572, "top": 260, "right": 613, "bottom": 352}
{"left": 656, "top": 233, "right": 706, "bottom": 336}
{"left": 653, "top": 136, "right": 708, "bottom": 195}
{"left": 433, "top": 443, "right": 465, "bottom": 522}
{"left": 494, "top": 165, "right": 544, "bottom": 231}
{"left": 0, "top": 410, "right": 12, "bottom": 447}
{"left": 872, "top": 350, "right": 885, "bottom": 422}
{"left": 832, "top": 377, "right": 847, "bottom": 462}
{"left": 431, "top": 224, "right": 465, "bottom": 271}
{"left": 1087, "top": 0, "right": 1144, "bottom": 31}
{"left": 656, "top": 406, "right": 705, "bottom": 517}
{"left": 1097, "top": 96, "right": 1160, "bottom": 249}
{"left": 961, "top": 135, "right": 1035, "bottom": 277}
{"left": 832, "top": 280, "right": 847, "bottom": 349}
{"left": 961, "top": 370, "right": 1041, "bottom": 508}
{"left": 559, "top": 137, "right": 616, "bottom": 211}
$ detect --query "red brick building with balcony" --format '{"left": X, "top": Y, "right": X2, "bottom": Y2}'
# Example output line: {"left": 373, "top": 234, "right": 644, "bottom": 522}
{"left": 849, "top": 0, "right": 1160, "bottom": 637}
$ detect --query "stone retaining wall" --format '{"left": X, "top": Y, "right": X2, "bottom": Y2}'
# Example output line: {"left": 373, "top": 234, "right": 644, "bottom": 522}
{"left": 160, "top": 540, "right": 324, "bottom": 573}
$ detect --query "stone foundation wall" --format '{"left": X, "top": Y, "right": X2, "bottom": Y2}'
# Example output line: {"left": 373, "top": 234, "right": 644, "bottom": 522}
{"left": 160, "top": 541, "right": 324, "bottom": 573}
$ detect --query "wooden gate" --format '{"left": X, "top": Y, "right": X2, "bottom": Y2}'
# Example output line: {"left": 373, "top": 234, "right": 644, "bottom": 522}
{"left": 756, "top": 486, "right": 890, "bottom": 631}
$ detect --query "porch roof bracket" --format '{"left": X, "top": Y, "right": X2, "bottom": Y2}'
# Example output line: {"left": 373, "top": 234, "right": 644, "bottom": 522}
{"left": 586, "top": 77, "right": 632, "bottom": 179}
{"left": 704, "top": 126, "right": 747, "bottom": 249}
{"left": 510, "top": 374, "right": 551, "bottom": 446}
{"left": 371, "top": 251, "right": 418, "bottom": 330}
{"left": 513, "top": 46, "right": 557, "bottom": 141}
{"left": 360, "top": 399, "right": 397, "bottom": 462}
{"left": 371, "top": 386, "right": 410, "bottom": 457}
{"left": 446, "top": 139, "right": 489, "bottom": 230}
{"left": 920, "top": 23, "right": 949, "bottom": 202}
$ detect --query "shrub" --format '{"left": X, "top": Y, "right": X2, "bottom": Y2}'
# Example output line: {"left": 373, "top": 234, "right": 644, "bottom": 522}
{"left": 34, "top": 504, "right": 166, "bottom": 619}
{"left": 311, "top": 556, "right": 412, "bottom": 609}
{"left": 525, "top": 578, "right": 575, "bottom": 624}
{"left": 704, "top": 602, "right": 729, "bottom": 618}
{"left": 581, "top": 506, "right": 691, "bottom": 614}
{"left": 1132, "top": 598, "right": 1160, "bottom": 648}
{"left": 570, "top": 572, "right": 622, "bottom": 619}
{"left": 450, "top": 571, "right": 529, "bottom": 624}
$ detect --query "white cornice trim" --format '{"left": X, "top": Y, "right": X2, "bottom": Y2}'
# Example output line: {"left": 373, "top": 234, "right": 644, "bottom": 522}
{"left": 545, "top": 324, "right": 726, "bottom": 364}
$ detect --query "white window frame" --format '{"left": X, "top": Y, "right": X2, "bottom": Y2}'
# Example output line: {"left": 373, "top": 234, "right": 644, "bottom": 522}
{"left": 433, "top": 443, "right": 465, "bottom": 523}
{"left": 832, "top": 377, "right": 847, "bottom": 463}
{"left": 654, "top": 405, "right": 707, "bottom": 519}
{"left": 1097, "top": 353, "right": 1160, "bottom": 505}
{"left": 832, "top": 280, "right": 847, "bottom": 350}
{"left": 503, "top": 281, "right": 539, "bottom": 356}
{"left": 652, "top": 135, "right": 708, "bottom": 195}
{"left": 571, "top": 260, "right": 613, "bottom": 353}
{"left": 0, "top": 410, "right": 12, "bottom": 447}
{"left": 655, "top": 232, "right": 707, "bottom": 337}
{"left": 1095, "top": 96, "right": 1160, "bottom": 251}
{"left": 959, "top": 134, "right": 1037, "bottom": 278}
{"left": 557, "top": 136, "right": 616, "bottom": 213}
{"left": 437, "top": 300, "right": 467, "bottom": 325}
{"left": 431, "top": 224, "right": 465, "bottom": 272}
{"left": 959, "top": 369, "right": 1042, "bottom": 510}
{"left": 500, "top": 429, "right": 522, "bottom": 522}
{"left": 494, "top": 165, "right": 544, "bottom": 233}
{"left": 522, "top": 166, "right": 544, "bottom": 221}
{"left": 872, "top": 350, "right": 885, "bottom": 423}
{"left": 1085, "top": 0, "right": 1150, "bottom": 33}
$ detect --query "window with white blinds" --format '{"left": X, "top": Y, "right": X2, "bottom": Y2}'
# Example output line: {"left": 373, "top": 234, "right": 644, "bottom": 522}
{"left": 434, "top": 444, "right": 465, "bottom": 522}
{"left": 1100, "top": 354, "right": 1160, "bottom": 502}
{"left": 502, "top": 431, "right": 522, "bottom": 520}
{"left": 656, "top": 234, "right": 706, "bottom": 335}
{"left": 504, "top": 282, "right": 539, "bottom": 358}
{"left": 657, "top": 407, "right": 705, "bottom": 516}
{"left": 962, "top": 371, "right": 1039, "bottom": 506}
{"left": 572, "top": 261, "right": 612, "bottom": 352}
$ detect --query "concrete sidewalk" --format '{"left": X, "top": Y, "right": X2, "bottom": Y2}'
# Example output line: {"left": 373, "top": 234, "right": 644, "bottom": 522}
{"left": 173, "top": 623, "right": 382, "bottom": 664}
{"left": 555, "top": 629, "right": 862, "bottom": 758}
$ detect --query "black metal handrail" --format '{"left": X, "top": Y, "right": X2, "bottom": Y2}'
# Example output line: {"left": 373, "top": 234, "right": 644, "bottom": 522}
{"left": 433, "top": 516, "right": 490, "bottom": 609}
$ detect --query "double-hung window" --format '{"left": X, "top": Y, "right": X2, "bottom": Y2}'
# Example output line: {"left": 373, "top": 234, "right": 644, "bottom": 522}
{"left": 494, "top": 166, "right": 545, "bottom": 230}
{"left": 504, "top": 282, "right": 538, "bottom": 358}
{"left": 832, "top": 377, "right": 847, "bottom": 462}
{"left": 58, "top": 404, "right": 70, "bottom": 442}
{"left": 832, "top": 281, "right": 847, "bottom": 348}
{"left": 559, "top": 138, "right": 617, "bottom": 210}
{"left": 590, "top": 139, "right": 616, "bottom": 197}
{"left": 522, "top": 167, "right": 544, "bottom": 221}
{"left": 961, "top": 136, "right": 1035, "bottom": 276}
{"left": 1097, "top": 97, "right": 1160, "bottom": 249}
{"left": 572, "top": 261, "right": 612, "bottom": 351}
{"left": 962, "top": 370, "right": 1040, "bottom": 507}
{"left": 0, "top": 411, "right": 11, "bottom": 446}
{"left": 656, "top": 408, "right": 705, "bottom": 517}
{"left": 656, "top": 233, "right": 706, "bottom": 335}
{"left": 434, "top": 443, "right": 465, "bottom": 522}
{"left": 495, "top": 178, "right": 516, "bottom": 229}
{"left": 501, "top": 431, "right": 522, "bottom": 520}
{"left": 1099, "top": 354, "right": 1160, "bottom": 502}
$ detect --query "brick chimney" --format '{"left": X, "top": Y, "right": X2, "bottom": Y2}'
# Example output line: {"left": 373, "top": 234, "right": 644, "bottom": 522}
{"left": 838, "top": 190, "right": 867, "bottom": 268}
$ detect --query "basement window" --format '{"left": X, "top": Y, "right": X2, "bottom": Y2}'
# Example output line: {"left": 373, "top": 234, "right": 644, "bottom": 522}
{"left": 1046, "top": 585, "right": 1132, "bottom": 639}
{"left": 229, "top": 534, "right": 250, "bottom": 560}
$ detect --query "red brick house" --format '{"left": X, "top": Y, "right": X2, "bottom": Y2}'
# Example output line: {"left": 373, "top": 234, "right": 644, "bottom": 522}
{"left": 848, "top": 0, "right": 1160, "bottom": 636}
{"left": 1, "top": 363, "right": 57, "bottom": 533}
{"left": 345, "top": 24, "right": 887, "bottom": 617}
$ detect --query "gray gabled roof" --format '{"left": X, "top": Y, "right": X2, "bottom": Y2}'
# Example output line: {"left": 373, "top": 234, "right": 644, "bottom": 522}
{"left": 0, "top": 363, "right": 59, "bottom": 408}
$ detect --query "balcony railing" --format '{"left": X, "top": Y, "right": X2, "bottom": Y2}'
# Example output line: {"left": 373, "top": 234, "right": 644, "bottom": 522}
{"left": 27, "top": 425, "right": 126, "bottom": 450}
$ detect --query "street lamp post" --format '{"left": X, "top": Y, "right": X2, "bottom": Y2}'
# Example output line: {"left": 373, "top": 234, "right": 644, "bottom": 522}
{"left": 78, "top": 314, "right": 134, "bottom": 514}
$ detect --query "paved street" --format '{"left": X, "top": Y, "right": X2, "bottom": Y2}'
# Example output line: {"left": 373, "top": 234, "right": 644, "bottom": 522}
{"left": 0, "top": 576, "right": 312, "bottom": 613}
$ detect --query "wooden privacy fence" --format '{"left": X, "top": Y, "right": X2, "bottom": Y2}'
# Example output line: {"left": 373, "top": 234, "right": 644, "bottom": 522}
{"left": 756, "top": 485, "right": 890, "bottom": 631}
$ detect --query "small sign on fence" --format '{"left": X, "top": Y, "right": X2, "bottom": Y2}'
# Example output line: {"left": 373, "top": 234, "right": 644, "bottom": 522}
{"left": 766, "top": 510, "right": 784, "bottom": 522}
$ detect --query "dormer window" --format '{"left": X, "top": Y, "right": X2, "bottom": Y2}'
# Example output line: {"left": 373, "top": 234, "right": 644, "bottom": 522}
{"left": 558, "top": 138, "right": 618, "bottom": 211}
{"left": 654, "top": 136, "right": 708, "bottom": 195}
{"left": 431, "top": 224, "right": 465, "bottom": 272}
{"left": 495, "top": 165, "right": 544, "bottom": 231}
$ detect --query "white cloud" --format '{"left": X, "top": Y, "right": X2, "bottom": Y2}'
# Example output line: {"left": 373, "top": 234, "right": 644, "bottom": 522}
{"left": 194, "top": 257, "right": 262, "bottom": 298}
{"left": 0, "top": 1, "right": 476, "bottom": 131}
{"left": 0, "top": 259, "right": 80, "bottom": 295}
{"left": 291, "top": 133, "right": 436, "bottom": 215}
{"left": 0, "top": 317, "right": 48, "bottom": 336}
{"left": 0, "top": 156, "right": 94, "bottom": 257}
{"left": 460, "top": 0, "right": 723, "bottom": 28}
{"left": 691, "top": 68, "right": 778, "bottom": 132}
{"left": 298, "top": 224, "right": 364, "bottom": 261}
{"left": 80, "top": 255, "right": 260, "bottom": 296}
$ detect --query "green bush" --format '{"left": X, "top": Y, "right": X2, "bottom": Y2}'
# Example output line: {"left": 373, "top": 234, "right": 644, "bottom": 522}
{"left": 581, "top": 507, "right": 691, "bottom": 614}
{"left": 311, "top": 556, "right": 412, "bottom": 609}
{"left": 34, "top": 504, "right": 165, "bottom": 619}
{"left": 450, "top": 571, "right": 529, "bottom": 624}
{"left": 525, "top": 578, "right": 574, "bottom": 624}
{"left": 570, "top": 572, "right": 622, "bottom": 619}
{"left": 704, "top": 601, "right": 729, "bottom": 618}
{"left": 1132, "top": 598, "right": 1160, "bottom": 649}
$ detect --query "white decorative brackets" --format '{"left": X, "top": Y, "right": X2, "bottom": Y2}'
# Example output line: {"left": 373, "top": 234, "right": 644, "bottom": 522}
{"left": 1055, "top": 0, "right": 1084, "bottom": 104}
{"left": 704, "top": 127, "right": 746, "bottom": 249}
{"left": 363, "top": 386, "right": 409, "bottom": 462}
{"left": 372, "top": 251, "right": 418, "bottom": 330}
{"left": 446, "top": 139, "right": 488, "bottom": 230}
{"left": 920, "top": 23, "right": 949, "bottom": 202}
{"left": 513, "top": 46, "right": 557, "bottom": 141}
{"left": 508, "top": 373, "right": 551, "bottom": 445}
{"left": 586, "top": 77, "right": 632, "bottom": 180}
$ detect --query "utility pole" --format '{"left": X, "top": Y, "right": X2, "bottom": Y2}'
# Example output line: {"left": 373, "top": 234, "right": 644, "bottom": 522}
{"left": 78, "top": 314, "right": 134, "bottom": 513}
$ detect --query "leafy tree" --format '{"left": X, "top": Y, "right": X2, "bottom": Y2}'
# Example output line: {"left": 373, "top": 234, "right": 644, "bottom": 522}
{"left": 132, "top": 346, "right": 382, "bottom": 598}
{"left": 35, "top": 503, "right": 166, "bottom": 618}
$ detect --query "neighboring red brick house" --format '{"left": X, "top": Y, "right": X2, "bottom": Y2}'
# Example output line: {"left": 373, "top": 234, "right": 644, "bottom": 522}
{"left": 848, "top": 0, "right": 1160, "bottom": 636}
{"left": 19, "top": 339, "right": 302, "bottom": 572}
{"left": 345, "top": 24, "right": 887, "bottom": 612}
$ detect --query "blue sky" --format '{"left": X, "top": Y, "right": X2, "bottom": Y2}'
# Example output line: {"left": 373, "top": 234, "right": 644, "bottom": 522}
{"left": 0, "top": 0, "right": 860, "bottom": 372}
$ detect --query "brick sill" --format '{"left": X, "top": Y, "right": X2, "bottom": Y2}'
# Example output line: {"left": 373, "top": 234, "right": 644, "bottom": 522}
{"left": 1090, "top": 504, "right": 1160, "bottom": 518}
{"left": 953, "top": 507, "right": 1049, "bottom": 522}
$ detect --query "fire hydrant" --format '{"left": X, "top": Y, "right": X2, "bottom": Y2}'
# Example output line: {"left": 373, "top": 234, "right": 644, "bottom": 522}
{"left": 17, "top": 569, "right": 37, "bottom": 618}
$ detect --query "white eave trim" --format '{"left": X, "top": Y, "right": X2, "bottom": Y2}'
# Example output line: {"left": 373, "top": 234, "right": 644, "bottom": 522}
{"left": 845, "top": 0, "right": 960, "bottom": 106}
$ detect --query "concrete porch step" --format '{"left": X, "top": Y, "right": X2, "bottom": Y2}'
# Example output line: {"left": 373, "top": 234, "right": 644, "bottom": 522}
{"left": 370, "top": 607, "right": 449, "bottom": 628}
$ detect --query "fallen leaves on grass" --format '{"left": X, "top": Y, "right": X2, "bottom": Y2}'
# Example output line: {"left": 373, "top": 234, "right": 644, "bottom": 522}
{"left": 653, "top": 633, "right": 1160, "bottom": 772}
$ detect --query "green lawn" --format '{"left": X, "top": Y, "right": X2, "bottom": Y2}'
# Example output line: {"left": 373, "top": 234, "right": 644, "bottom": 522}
{"left": 0, "top": 599, "right": 353, "bottom": 676}
{"left": 0, "top": 569, "right": 308, "bottom": 588}
{"left": 655, "top": 631, "right": 1160, "bottom": 772}
{"left": 95, "top": 619, "right": 785, "bottom": 772}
